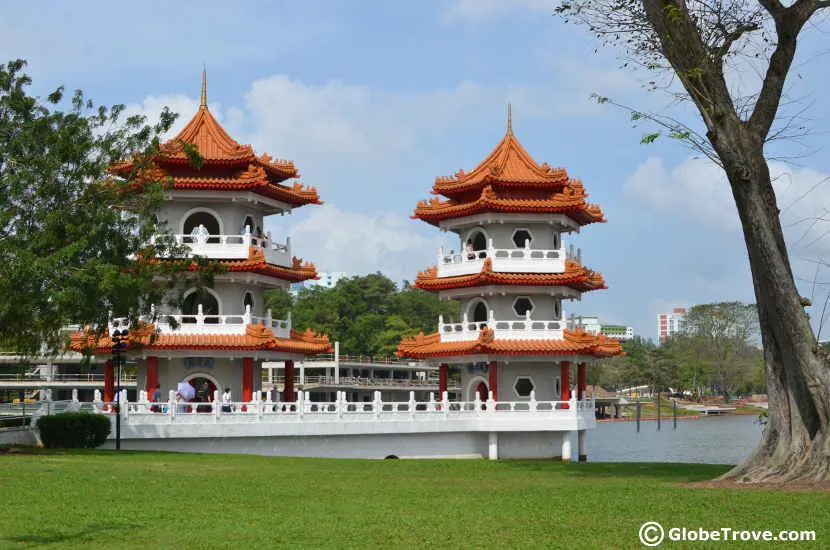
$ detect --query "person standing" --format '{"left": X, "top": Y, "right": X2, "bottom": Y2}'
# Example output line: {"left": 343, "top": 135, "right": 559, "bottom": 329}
{"left": 221, "top": 387, "right": 233, "bottom": 413}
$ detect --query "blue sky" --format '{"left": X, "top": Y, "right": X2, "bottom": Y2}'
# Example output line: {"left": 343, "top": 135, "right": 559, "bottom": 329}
{"left": 3, "top": 0, "right": 830, "bottom": 341}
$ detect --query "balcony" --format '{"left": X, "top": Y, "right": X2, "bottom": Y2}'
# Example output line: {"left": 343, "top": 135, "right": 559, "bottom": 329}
{"left": 151, "top": 231, "right": 292, "bottom": 267}
{"left": 438, "top": 311, "right": 565, "bottom": 342}
{"left": 112, "top": 307, "right": 292, "bottom": 338}
{"left": 436, "top": 242, "right": 582, "bottom": 277}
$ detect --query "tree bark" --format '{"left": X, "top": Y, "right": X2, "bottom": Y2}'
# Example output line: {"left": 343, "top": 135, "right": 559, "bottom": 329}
{"left": 717, "top": 148, "right": 830, "bottom": 482}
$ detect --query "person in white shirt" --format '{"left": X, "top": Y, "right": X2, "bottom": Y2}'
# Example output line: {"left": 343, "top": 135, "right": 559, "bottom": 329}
{"left": 221, "top": 388, "right": 232, "bottom": 413}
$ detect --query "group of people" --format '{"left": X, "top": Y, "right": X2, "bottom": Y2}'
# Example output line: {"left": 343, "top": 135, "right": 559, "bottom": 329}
{"left": 147, "top": 383, "right": 234, "bottom": 414}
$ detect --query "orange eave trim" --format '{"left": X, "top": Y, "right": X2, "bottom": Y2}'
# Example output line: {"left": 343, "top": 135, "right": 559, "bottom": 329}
{"left": 69, "top": 323, "right": 332, "bottom": 355}
{"left": 414, "top": 258, "right": 606, "bottom": 292}
{"left": 413, "top": 183, "right": 605, "bottom": 226}
{"left": 397, "top": 328, "right": 623, "bottom": 359}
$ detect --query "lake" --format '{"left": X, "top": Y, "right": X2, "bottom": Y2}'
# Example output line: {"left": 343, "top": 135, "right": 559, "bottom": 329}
{"left": 589, "top": 414, "right": 764, "bottom": 464}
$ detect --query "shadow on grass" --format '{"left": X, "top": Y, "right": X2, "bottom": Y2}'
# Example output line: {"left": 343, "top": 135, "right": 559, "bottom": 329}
{"left": 498, "top": 460, "right": 731, "bottom": 482}
{"left": 0, "top": 521, "right": 135, "bottom": 546}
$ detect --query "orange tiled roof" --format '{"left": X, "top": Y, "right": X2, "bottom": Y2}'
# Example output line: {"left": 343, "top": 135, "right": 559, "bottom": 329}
{"left": 397, "top": 327, "right": 623, "bottom": 359}
{"left": 69, "top": 322, "right": 332, "bottom": 355}
{"left": 111, "top": 102, "right": 322, "bottom": 207}
{"left": 433, "top": 130, "right": 569, "bottom": 197}
{"left": 165, "top": 162, "right": 321, "bottom": 207}
{"left": 218, "top": 248, "right": 319, "bottom": 282}
{"left": 413, "top": 181, "right": 605, "bottom": 226}
{"left": 415, "top": 258, "right": 606, "bottom": 292}
{"left": 159, "top": 106, "right": 256, "bottom": 163}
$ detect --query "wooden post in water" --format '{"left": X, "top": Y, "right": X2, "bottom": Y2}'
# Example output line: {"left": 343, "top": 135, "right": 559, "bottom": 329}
{"left": 673, "top": 399, "right": 677, "bottom": 430}
{"left": 637, "top": 397, "right": 640, "bottom": 433}
{"left": 657, "top": 391, "right": 660, "bottom": 432}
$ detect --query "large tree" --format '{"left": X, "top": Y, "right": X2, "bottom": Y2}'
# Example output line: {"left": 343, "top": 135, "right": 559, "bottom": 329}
{"left": 556, "top": 1, "right": 830, "bottom": 481}
{"left": 0, "top": 59, "right": 212, "bottom": 356}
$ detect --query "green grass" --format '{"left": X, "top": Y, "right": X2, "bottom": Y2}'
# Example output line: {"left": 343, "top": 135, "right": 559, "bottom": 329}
{"left": 0, "top": 452, "right": 827, "bottom": 549}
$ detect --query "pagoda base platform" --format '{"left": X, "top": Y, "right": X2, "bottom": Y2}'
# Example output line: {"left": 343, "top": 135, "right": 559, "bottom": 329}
{"left": 91, "top": 396, "right": 594, "bottom": 460}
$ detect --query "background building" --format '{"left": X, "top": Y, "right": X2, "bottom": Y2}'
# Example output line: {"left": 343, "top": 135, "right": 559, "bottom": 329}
{"left": 568, "top": 315, "right": 634, "bottom": 341}
{"left": 657, "top": 307, "right": 688, "bottom": 343}
{"left": 290, "top": 271, "right": 348, "bottom": 296}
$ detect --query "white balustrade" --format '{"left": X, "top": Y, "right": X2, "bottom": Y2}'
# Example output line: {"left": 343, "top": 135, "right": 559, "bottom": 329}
{"left": 436, "top": 239, "right": 566, "bottom": 277}
{"left": 148, "top": 305, "right": 291, "bottom": 337}
{"left": 438, "top": 310, "right": 565, "bottom": 342}
{"left": 150, "top": 232, "right": 292, "bottom": 267}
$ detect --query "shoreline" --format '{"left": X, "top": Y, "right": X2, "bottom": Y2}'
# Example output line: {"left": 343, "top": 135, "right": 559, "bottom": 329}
{"left": 597, "top": 410, "right": 762, "bottom": 423}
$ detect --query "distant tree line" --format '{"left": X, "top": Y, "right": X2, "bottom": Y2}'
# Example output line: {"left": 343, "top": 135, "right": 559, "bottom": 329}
{"left": 589, "top": 302, "right": 765, "bottom": 399}
{"left": 264, "top": 273, "right": 457, "bottom": 357}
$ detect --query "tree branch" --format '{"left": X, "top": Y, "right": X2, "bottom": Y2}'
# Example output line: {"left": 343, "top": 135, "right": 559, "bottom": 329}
{"left": 749, "top": 0, "right": 820, "bottom": 139}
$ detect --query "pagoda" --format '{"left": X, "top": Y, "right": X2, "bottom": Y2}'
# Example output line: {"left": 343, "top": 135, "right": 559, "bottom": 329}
{"left": 397, "top": 106, "right": 622, "bottom": 460}
{"left": 71, "top": 71, "right": 331, "bottom": 406}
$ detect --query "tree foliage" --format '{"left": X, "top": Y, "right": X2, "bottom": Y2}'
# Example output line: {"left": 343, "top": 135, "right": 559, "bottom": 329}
{"left": 594, "top": 303, "right": 764, "bottom": 397}
{"left": 264, "top": 273, "right": 457, "bottom": 357}
{"left": 0, "top": 59, "right": 217, "bottom": 355}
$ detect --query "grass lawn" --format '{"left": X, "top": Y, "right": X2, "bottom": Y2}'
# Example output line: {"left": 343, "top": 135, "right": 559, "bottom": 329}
{"left": 0, "top": 451, "right": 827, "bottom": 549}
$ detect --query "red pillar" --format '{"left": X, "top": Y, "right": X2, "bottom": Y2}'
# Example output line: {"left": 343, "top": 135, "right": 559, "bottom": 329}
{"left": 104, "top": 360, "right": 114, "bottom": 403}
{"left": 146, "top": 356, "right": 159, "bottom": 399}
{"left": 439, "top": 363, "right": 448, "bottom": 397}
{"left": 488, "top": 361, "right": 498, "bottom": 401}
{"left": 577, "top": 362, "right": 586, "bottom": 400}
{"left": 284, "top": 360, "right": 296, "bottom": 402}
{"left": 560, "top": 361, "right": 571, "bottom": 407}
{"left": 242, "top": 357, "right": 254, "bottom": 402}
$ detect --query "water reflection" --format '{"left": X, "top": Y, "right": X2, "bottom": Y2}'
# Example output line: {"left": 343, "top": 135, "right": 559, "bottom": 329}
{"left": 589, "top": 414, "right": 764, "bottom": 464}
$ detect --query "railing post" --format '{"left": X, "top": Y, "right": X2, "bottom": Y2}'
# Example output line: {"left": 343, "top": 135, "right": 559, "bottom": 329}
{"left": 213, "top": 390, "right": 220, "bottom": 421}
{"left": 487, "top": 390, "right": 496, "bottom": 413}
{"left": 297, "top": 390, "right": 306, "bottom": 419}
{"left": 168, "top": 390, "right": 176, "bottom": 423}
{"left": 409, "top": 391, "right": 416, "bottom": 419}
{"left": 374, "top": 390, "right": 382, "bottom": 418}
{"left": 442, "top": 390, "right": 449, "bottom": 417}
{"left": 72, "top": 389, "right": 79, "bottom": 403}
{"left": 428, "top": 392, "right": 435, "bottom": 412}
{"left": 337, "top": 391, "right": 344, "bottom": 418}
{"left": 529, "top": 390, "right": 537, "bottom": 412}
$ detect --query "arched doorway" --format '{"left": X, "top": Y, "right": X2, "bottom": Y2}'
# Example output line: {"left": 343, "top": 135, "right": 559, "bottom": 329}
{"left": 187, "top": 374, "right": 218, "bottom": 413}
{"left": 467, "top": 229, "right": 487, "bottom": 251}
{"left": 466, "top": 376, "right": 489, "bottom": 402}
{"left": 183, "top": 210, "right": 221, "bottom": 243}
{"left": 182, "top": 289, "right": 220, "bottom": 324}
{"left": 243, "top": 216, "right": 255, "bottom": 234}
{"left": 467, "top": 299, "right": 489, "bottom": 330}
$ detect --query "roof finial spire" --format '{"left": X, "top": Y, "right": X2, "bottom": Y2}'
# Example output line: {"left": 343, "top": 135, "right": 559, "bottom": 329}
{"left": 200, "top": 66, "right": 207, "bottom": 108}
{"left": 507, "top": 102, "right": 513, "bottom": 135}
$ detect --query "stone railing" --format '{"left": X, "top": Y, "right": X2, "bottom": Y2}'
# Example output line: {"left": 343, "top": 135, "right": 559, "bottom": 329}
{"left": 438, "top": 310, "right": 565, "bottom": 342}
{"left": 112, "top": 308, "right": 291, "bottom": 338}
{"left": 436, "top": 239, "right": 568, "bottom": 277}
{"left": 112, "top": 390, "right": 595, "bottom": 429}
{"left": 151, "top": 232, "right": 291, "bottom": 267}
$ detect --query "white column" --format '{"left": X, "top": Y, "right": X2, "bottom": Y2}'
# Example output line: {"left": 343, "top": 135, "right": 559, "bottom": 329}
{"left": 488, "top": 432, "right": 499, "bottom": 460}
{"left": 300, "top": 361, "right": 305, "bottom": 387}
{"left": 578, "top": 429, "right": 587, "bottom": 462}
{"left": 334, "top": 341, "right": 340, "bottom": 384}
{"left": 562, "top": 430, "right": 578, "bottom": 461}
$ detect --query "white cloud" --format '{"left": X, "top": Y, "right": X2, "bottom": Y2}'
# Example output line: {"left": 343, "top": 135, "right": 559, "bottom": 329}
{"left": 444, "top": 0, "right": 552, "bottom": 22}
{"left": 623, "top": 156, "right": 830, "bottom": 310}
{"left": 267, "top": 205, "right": 448, "bottom": 285}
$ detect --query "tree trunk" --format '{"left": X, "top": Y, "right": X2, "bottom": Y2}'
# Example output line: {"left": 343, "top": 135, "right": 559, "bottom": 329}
{"left": 718, "top": 151, "right": 830, "bottom": 482}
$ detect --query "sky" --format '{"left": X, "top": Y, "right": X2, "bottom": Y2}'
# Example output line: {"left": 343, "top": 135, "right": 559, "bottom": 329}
{"left": 3, "top": 0, "right": 830, "bottom": 341}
